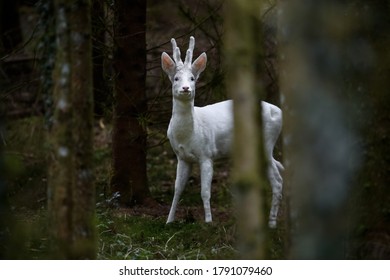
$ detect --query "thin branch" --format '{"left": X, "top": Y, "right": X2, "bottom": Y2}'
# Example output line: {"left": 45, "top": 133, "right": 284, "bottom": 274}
{"left": 0, "top": 22, "right": 40, "bottom": 62}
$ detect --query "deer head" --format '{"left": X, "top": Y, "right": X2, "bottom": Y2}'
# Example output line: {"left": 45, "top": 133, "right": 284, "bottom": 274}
{"left": 161, "top": 36, "right": 207, "bottom": 102}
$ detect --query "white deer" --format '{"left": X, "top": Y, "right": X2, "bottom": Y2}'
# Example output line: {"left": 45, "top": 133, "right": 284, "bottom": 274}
{"left": 161, "top": 37, "right": 283, "bottom": 228}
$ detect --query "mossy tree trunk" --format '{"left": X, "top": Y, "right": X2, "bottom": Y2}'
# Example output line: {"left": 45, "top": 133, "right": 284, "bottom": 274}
{"left": 111, "top": 0, "right": 151, "bottom": 206}
{"left": 347, "top": 1, "right": 390, "bottom": 259}
{"left": 225, "top": 0, "right": 269, "bottom": 259}
{"left": 49, "top": 0, "right": 96, "bottom": 259}
{"left": 49, "top": 0, "right": 74, "bottom": 258}
{"left": 69, "top": 0, "right": 96, "bottom": 259}
{"left": 278, "top": 0, "right": 390, "bottom": 259}
{"left": 279, "top": 0, "right": 362, "bottom": 259}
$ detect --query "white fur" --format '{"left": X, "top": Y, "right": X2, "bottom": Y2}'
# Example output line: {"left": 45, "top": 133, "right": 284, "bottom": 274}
{"left": 162, "top": 37, "right": 283, "bottom": 227}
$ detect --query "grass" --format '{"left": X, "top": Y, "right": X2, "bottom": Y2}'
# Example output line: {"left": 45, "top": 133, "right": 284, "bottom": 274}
{"left": 96, "top": 210, "right": 238, "bottom": 260}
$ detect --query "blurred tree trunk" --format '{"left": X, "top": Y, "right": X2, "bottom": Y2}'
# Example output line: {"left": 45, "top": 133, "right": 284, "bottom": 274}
{"left": 111, "top": 0, "right": 151, "bottom": 206}
{"left": 347, "top": 1, "right": 390, "bottom": 259}
{"left": 279, "top": 0, "right": 361, "bottom": 259}
{"left": 48, "top": 0, "right": 74, "bottom": 258}
{"left": 279, "top": 0, "right": 390, "bottom": 259}
{"left": 49, "top": 0, "right": 96, "bottom": 259}
{"left": 70, "top": 0, "right": 96, "bottom": 259}
{"left": 225, "top": 0, "right": 269, "bottom": 259}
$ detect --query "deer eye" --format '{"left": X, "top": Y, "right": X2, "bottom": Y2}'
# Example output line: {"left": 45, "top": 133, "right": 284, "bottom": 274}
{"left": 174, "top": 77, "right": 179, "bottom": 81}
{"left": 190, "top": 77, "right": 195, "bottom": 81}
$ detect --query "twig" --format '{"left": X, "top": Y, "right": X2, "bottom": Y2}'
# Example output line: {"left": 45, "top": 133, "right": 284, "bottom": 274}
{"left": 0, "top": 22, "right": 40, "bottom": 62}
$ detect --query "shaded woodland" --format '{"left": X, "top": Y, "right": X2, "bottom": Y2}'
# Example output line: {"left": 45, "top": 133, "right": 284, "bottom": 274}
{"left": 1, "top": 0, "right": 389, "bottom": 259}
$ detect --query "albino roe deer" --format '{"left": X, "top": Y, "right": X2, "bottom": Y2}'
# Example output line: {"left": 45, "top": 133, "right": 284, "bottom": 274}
{"left": 161, "top": 37, "right": 283, "bottom": 228}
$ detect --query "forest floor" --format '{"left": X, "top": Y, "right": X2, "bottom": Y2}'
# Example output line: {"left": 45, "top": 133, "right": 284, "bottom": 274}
{"left": 5, "top": 116, "right": 286, "bottom": 259}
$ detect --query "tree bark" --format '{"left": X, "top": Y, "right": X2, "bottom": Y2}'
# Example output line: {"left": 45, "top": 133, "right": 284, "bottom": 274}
{"left": 111, "top": 0, "right": 151, "bottom": 206}
{"left": 279, "top": 0, "right": 390, "bottom": 259}
{"left": 49, "top": 0, "right": 74, "bottom": 258}
{"left": 347, "top": 1, "right": 390, "bottom": 259}
{"left": 70, "top": 0, "right": 96, "bottom": 259}
{"left": 225, "top": 0, "right": 269, "bottom": 259}
{"left": 49, "top": 0, "right": 96, "bottom": 259}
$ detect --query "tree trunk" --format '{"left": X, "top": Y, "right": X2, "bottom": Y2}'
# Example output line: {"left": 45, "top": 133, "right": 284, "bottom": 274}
{"left": 70, "top": 0, "right": 96, "bottom": 259}
{"left": 279, "top": 0, "right": 361, "bottom": 259}
{"left": 346, "top": 1, "right": 390, "bottom": 259}
{"left": 49, "top": 0, "right": 74, "bottom": 258}
{"left": 111, "top": 0, "right": 151, "bottom": 206}
{"left": 225, "top": 0, "right": 269, "bottom": 259}
{"left": 49, "top": 0, "right": 96, "bottom": 259}
{"left": 279, "top": 0, "right": 390, "bottom": 259}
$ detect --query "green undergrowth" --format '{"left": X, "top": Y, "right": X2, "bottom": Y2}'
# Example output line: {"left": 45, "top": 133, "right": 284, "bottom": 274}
{"left": 9, "top": 207, "right": 284, "bottom": 259}
{"left": 97, "top": 209, "right": 238, "bottom": 260}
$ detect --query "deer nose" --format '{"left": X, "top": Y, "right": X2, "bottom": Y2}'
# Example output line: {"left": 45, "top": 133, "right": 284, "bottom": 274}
{"left": 182, "top": 86, "right": 189, "bottom": 92}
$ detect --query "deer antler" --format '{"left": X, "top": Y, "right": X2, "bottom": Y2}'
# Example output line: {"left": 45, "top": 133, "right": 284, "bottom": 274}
{"left": 184, "top": 36, "right": 195, "bottom": 67}
{"left": 171, "top": 38, "right": 184, "bottom": 67}
{"left": 171, "top": 37, "right": 195, "bottom": 69}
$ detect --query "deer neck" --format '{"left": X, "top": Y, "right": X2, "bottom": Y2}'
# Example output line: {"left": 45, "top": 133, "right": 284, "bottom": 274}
{"left": 170, "top": 98, "right": 195, "bottom": 139}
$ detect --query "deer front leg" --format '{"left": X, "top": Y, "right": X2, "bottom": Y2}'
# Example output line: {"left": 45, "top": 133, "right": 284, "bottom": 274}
{"left": 200, "top": 159, "right": 213, "bottom": 223}
{"left": 167, "top": 159, "right": 192, "bottom": 223}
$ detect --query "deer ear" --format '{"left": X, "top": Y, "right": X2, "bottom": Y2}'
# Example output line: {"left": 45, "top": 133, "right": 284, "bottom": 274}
{"left": 161, "top": 52, "right": 176, "bottom": 79}
{"left": 192, "top": 52, "right": 207, "bottom": 80}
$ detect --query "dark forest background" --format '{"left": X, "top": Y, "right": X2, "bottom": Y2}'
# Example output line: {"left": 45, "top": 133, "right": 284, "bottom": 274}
{"left": 1, "top": 0, "right": 389, "bottom": 259}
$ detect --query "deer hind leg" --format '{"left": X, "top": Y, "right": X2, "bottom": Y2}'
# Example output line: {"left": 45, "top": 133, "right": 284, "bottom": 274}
{"left": 268, "top": 158, "right": 284, "bottom": 228}
{"left": 200, "top": 159, "right": 214, "bottom": 223}
{"left": 167, "top": 159, "right": 192, "bottom": 223}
